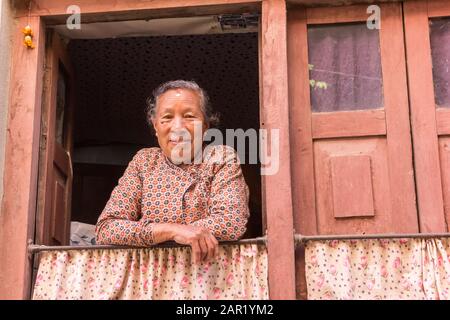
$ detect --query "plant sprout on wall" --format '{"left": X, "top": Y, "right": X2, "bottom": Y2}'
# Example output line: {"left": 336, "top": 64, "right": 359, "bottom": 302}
{"left": 308, "top": 64, "right": 328, "bottom": 90}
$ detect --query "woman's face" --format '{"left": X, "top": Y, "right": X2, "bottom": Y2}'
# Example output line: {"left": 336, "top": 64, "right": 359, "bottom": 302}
{"left": 152, "top": 88, "right": 208, "bottom": 164}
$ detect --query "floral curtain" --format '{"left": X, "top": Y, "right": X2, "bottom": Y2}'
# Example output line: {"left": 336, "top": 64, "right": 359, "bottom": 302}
{"left": 305, "top": 238, "right": 450, "bottom": 300}
{"left": 32, "top": 244, "right": 268, "bottom": 300}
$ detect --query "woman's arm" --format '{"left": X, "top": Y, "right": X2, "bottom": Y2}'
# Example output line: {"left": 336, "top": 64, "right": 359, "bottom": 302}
{"left": 95, "top": 150, "right": 153, "bottom": 246}
{"left": 191, "top": 146, "right": 250, "bottom": 241}
{"left": 95, "top": 149, "right": 219, "bottom": 260}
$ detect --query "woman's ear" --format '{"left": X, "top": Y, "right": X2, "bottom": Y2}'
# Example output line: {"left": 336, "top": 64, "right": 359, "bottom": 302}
{"left": 151, "top": 119, "right": 158, "bottom": 137}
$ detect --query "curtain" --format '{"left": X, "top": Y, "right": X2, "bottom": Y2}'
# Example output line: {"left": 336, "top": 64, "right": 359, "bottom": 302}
{"left": 307, "top": 23, "right": 383, "bottom": 112}
{"left": 32, "top": 244, "right": 268, "bottom": 300}
{"left": 430, "top": 17, "right": 450, "bottom": 108}
{"left": 305, "top": 238, "right": 450, "bottom": 300}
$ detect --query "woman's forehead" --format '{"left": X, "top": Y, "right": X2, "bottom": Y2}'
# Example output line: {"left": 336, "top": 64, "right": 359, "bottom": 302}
{"left": 158, "top": 88, "right": 200, "bottom": 106}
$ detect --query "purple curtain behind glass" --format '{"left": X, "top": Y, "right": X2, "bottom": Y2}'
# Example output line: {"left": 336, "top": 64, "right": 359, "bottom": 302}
{"left": 307, "top": 23, "right": 384, "bottom": 113}
{"left": 430, "top": 18, "right": 450, "bottom": 108}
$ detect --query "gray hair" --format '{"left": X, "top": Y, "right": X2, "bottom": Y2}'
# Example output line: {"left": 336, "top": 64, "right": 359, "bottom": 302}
{"left": 146, "top": 80, "right": 220, "bottom": 128}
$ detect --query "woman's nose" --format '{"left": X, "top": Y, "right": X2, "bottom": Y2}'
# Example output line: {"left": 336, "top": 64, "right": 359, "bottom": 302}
{"left": 171, "top": 116, "right": 185, "bottom": 130}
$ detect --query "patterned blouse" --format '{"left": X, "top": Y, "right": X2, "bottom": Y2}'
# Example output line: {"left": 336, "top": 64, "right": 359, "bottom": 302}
{"left": 95, "top": 145, "right": 250, "bottom": 246}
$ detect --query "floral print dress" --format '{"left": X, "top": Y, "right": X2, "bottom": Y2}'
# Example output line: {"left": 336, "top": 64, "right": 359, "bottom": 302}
{"left": 95, "top": 145, "right": 250, "bottom": 245}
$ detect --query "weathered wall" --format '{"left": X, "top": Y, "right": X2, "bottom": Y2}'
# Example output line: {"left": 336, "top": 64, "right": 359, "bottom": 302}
{"left": 0, "top": 0, "right": 15, "bottom": 203}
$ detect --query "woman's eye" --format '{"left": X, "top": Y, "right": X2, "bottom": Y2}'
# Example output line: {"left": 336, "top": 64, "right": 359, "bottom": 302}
{"left": 185, "top": 114, "right": 195, "bottom": 118}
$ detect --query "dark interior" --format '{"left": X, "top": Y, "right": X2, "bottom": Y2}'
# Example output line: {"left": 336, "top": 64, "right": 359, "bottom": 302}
{"left": 68, "top": 32, "right": 262, "bottom": 238}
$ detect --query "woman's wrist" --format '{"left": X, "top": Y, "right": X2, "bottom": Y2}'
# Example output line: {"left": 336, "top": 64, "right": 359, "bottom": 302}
{"left": 152, "top": 223, "right": 178, "bottom": 243}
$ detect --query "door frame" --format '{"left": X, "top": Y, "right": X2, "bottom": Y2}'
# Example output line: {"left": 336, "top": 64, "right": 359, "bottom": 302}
{"left": 403, "top": 0, "right": 450, "bottom": 232}
{"left": 1, "top": 0, "right": 296, "bottom": 299}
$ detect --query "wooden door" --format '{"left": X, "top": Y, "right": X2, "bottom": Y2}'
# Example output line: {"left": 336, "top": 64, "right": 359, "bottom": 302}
{"left": 288, "top": 3, "right": 419, "bottom": 236}
{"left": 35, "top": 31, "right": 75, "bottom": 245}
{"left": 404, "top": 0, "right": 450, "bottom": 232}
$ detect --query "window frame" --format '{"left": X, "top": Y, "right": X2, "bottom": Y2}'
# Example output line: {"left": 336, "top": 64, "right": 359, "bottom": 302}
{"left": 2, "top": 0, "right": 296, "bottom": 299}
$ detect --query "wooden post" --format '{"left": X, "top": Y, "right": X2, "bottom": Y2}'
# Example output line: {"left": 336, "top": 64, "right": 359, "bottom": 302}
{"left": 0, "top": 16, "right": 45, "bottom": 299}
{"left": 261, "top": 0, "right": 296, "bottom": 299}
{"left": 287, "top": 8, "right": 316, "bottom": 300}
{"left": 403, "top": 0, "right": 446, "bottom": 232}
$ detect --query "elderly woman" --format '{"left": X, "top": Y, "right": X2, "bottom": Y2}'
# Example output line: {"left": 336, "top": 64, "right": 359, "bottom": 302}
{"left": 95, "top": 80, "right": 250, "bottom": 263}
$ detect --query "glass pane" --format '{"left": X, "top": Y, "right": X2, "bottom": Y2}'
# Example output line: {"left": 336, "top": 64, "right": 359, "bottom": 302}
{"left": 56, "top": 64, "right": 67, "bottom": 146}
{"left": 430, "top": 18, "right": 450, "bottom": 108}
{"left": 307, "top": 23, "right": 383, "bottom": 112}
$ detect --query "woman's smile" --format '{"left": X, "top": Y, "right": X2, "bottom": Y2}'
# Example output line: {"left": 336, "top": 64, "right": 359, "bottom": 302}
{"left": 168, "top": 139, "right": 191, "bottom": 146}
{"left": 169, "top": 133, "right": 191, "bottom": 144}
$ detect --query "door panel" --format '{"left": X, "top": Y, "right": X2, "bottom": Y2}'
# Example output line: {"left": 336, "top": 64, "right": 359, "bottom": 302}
{"left": 36, "top": 31, "right": 75, "bottom": 245}
{"left": 314, "top": 137, "right": 392, "bottom": 234}
{"left": 52, "top": 170, "right": 68, "bottom": 244}
{"left": 404, "top": 0, "right": 449, "bottom": 232}
{"left": 289, "top": 3, "right": 418, "bottom": 236}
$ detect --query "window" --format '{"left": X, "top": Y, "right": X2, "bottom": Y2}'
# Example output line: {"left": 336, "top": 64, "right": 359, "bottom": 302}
{"left": 307, "top": 22, "right": 383, "bottom": 112}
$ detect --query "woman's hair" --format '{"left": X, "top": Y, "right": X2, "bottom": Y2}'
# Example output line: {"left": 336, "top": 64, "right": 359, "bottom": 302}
{"left": 146, "top": 80, "right": 220, "bottom": 128}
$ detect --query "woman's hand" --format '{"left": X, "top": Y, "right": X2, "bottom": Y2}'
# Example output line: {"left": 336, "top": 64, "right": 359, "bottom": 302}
{"left": 152, "top": 223, "right": 219, "bottom": 263}
{"left": 173, "top": 224, "right": 219, "bottom": 263}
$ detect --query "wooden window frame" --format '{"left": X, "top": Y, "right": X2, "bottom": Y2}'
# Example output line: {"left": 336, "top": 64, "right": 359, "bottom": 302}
{"left": 1, "top": 0, "right": 296, "bottom": 299}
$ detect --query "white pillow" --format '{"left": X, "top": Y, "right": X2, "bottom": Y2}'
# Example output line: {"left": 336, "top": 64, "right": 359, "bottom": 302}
{"left": 70, "top": 221, "right": 96, "bottom": 245}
